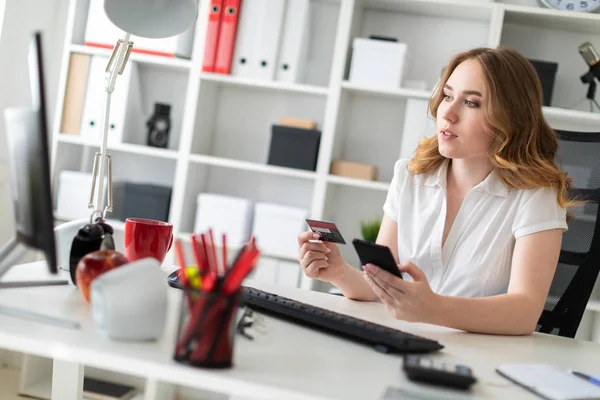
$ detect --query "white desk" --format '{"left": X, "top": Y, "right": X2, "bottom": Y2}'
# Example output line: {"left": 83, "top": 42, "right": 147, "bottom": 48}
{"left": 0, "top": 262, "right": 600, "bottom": 400}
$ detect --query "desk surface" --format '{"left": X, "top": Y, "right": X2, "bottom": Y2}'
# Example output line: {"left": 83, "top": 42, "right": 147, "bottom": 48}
{"left": 0, "top": 262, "right": 599, "bottom": 400}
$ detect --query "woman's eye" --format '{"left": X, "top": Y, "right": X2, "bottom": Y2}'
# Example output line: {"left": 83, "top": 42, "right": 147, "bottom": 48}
{"left": 465, "top": 100, "right": 479, "bottom": 107}
{"left": 443, "top": 94, "right": 452, "bottom": 101}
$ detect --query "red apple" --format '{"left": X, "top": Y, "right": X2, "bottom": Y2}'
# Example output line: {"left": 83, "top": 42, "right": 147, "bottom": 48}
{"left": 76, "top": 250, "right": 129, "bottom": 303}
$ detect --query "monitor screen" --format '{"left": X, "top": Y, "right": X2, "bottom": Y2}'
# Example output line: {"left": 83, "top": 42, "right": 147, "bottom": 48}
{"left": 4, "top": 31, "right": 57, "bottom": 273}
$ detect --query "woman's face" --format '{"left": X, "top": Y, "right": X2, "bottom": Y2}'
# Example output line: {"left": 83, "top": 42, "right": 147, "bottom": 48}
{"left": 436, "top": 59, "right": 492, "bottom": 161}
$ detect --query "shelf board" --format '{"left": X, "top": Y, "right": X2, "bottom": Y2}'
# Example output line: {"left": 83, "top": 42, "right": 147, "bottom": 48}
{"left": 200, "top": 73, "right": 330, "bottom": 96}
{"left": 56, "top": 135, "right": 179, "bottom": 160}
{"left": 188, "top": 154, "right": 318, "bottom": 180}
{"left": 503, "top": 4, "right": 600, "bottom": 34}
{"left": 327, "top": 174, "right": 390, "bottom": 192}
{"left": 361, "top": 0, "right": 494, "bottom": 21}
{"left": 341, "top": 81, "right": 432, "bottom": 100}
{"left": 70, "top": 44, "right": 192, "bottom": 71}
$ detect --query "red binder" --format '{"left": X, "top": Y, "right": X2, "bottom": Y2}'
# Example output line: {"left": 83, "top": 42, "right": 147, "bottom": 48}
{"left": 214, "top": 0, "right": 242, "bottom": 75}
{"left": 202, "top": 0, "right": 224, "bottom": 72}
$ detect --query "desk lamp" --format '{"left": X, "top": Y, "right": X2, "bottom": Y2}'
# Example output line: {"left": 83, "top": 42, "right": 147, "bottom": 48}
{"left": 88, "top": 0, "right": 198, "bottom": 221}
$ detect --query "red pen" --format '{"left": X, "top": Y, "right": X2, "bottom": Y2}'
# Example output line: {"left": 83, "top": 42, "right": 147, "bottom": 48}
{"left": 222, "top": 248, "right": 260, "bottom": 294}
{"left": 208, "top": 228, "right": 222, "bottom": 276}
{"left": 174, "top": 239, "right": 188, "bottom": 287}
{"left": 222, "top": 233, "right": 228, "bottom": 272}
{"left": 191, "top": 234, "right": 207, "bottom": 275}
{"left": 200, "top": 233, "right": 218, "bottom": 291}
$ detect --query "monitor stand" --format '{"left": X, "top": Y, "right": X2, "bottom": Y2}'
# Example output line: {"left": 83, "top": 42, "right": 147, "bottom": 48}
{"left": 0, "top": 236, "right": 80, "bottom": 329}
{"left": 0, "top": 236, "right": 69, "bottom": 288}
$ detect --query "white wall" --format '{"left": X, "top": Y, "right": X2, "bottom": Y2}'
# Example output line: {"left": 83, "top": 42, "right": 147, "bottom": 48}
{"left": 0, "top": 0, "right": 69, "bottom": 164}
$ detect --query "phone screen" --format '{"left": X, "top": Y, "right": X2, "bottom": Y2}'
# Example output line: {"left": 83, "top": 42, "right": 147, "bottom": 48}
{"left": 352, "top": 239, "right": 402, "bottom": 279}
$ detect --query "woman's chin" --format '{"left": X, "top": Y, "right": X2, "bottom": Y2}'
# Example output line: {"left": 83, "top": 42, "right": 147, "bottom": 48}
{"left": 438, "top": 144, "right": 458, "bottom": 159}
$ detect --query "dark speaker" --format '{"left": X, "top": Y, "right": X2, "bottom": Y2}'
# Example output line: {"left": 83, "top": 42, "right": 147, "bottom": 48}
{"left": 110, "top": 182, "right": 172, "bottom": 222}
{"left": 529, "top": 59, "right": 558, "bottom": 107}
{"left": 267, "top": 125, "right": 321, "bottom": 171}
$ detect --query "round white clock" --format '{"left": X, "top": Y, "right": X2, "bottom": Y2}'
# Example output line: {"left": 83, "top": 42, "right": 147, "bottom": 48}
{"left": 538, "top": 0, "right": 600, "bottom": 12}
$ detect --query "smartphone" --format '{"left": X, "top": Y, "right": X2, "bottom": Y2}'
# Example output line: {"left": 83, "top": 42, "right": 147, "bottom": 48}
{"left": 352, "top": 238, "right": 402, "bottom": 279}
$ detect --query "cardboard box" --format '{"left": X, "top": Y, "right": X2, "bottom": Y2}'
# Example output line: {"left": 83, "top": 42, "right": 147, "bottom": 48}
{"left": 279, "top": 117, "right": 318, "bottom": 130}
{"left": 330, "top": 160, "right": 378, "bottom": 181}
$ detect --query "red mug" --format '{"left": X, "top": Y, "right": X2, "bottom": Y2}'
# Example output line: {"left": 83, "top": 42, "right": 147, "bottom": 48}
{"left": 124, "top": 218, "right": 173, "bottom": 264}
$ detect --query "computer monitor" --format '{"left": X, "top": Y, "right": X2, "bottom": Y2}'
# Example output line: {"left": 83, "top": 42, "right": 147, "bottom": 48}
{"left": 0, "top": 31, "right": 61, "bottom": 282}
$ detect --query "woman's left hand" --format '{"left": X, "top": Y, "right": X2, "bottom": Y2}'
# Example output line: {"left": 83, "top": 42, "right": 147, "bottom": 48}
{"left": 363, "top": 261, "right": 441, "bottom": 323}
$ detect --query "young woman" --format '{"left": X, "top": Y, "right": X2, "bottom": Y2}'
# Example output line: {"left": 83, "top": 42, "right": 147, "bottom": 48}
{"left": 297, "top": 47, "right": 576, "bottom": 336}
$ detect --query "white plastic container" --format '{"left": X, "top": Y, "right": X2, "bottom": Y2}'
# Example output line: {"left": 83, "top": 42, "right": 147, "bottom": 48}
{"left": 251, "top": 202, "right": 308, "bottom": 259}
{"left": 56, "top": 170, "right": 98, "bottom": 221}
{"left": 349, "top": 38, "right": 408, "bottom": 89}
{"left": 193, "top": 193, "right": 254, "bottom": 247}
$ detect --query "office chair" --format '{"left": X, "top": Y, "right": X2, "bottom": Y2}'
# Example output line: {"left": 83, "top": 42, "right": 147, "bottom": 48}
{"left": 535, "top": 130, "right": 600, "bottom": 338}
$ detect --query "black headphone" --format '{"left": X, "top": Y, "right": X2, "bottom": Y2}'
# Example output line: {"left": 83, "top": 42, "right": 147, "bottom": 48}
{"left": 68, "top": 218, "right": 115, "bottom": 285}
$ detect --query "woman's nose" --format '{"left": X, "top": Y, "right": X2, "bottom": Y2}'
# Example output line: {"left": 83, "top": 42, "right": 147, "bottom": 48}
{"left": 441, "top": 102, "right": 458, "bottom": 124}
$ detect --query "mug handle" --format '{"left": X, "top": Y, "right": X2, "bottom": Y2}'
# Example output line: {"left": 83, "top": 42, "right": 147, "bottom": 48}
{"left": 167, "top": 234, "right": 174, "bottom": 252}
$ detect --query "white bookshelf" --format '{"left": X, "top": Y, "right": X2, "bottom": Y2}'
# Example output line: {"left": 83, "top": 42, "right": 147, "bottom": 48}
{"left": 50, "top": 0, "right": 600, "bottom": 310}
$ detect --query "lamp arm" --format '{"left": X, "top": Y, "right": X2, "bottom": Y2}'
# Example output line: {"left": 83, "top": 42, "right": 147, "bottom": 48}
{"left": 91, "top": 32, "right": 132, "bottom": 217}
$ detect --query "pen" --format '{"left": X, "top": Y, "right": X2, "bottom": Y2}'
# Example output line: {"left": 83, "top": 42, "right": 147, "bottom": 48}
{"left": 571, "top": 370, "right": 600, "bottom": 387}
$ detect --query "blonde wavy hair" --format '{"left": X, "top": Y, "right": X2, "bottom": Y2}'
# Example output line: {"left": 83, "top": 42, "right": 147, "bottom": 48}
{"left": 408, "top": 46, "right": 576, "bottom": 210}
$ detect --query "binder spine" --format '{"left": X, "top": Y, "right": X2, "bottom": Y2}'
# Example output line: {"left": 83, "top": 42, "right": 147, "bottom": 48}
{"left": 214, "top": 0, "right": 242, "bottom": 75}
{"left": 202, "top": 0, "right": 225, "bottom": 72}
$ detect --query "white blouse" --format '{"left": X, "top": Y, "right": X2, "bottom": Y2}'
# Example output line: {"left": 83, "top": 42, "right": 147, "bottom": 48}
{"left": 383, "top": 159, "right": 568, "bottom": 298}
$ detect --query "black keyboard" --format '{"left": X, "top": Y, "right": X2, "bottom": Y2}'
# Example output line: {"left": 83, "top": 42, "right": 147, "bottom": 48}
{"left": 241, "top": 286, "right": 444, "bottom": 354}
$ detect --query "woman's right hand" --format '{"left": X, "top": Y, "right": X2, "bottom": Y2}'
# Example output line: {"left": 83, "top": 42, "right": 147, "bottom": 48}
{"left": 297, "top": 231, "right": 346, "bottom": 284}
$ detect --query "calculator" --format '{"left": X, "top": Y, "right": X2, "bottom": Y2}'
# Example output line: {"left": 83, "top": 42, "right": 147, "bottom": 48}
{"left": 402, "top": 356, "right": 477, "bottom": 390}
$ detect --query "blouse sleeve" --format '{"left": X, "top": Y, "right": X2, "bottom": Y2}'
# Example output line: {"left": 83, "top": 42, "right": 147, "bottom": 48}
{"left": 383, "top": 159, "right": 410, "bottom": 222}
{"left": 513, "top": 187, "right": 568, "bottom": 239}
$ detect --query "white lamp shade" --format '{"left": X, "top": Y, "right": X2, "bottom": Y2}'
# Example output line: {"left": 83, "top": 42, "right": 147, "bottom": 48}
{"left": 104, "top": 0, "right": 198, "bottom": 39}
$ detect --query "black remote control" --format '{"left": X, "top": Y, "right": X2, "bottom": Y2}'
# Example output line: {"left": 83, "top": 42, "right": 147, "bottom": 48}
{"left": 402, "top": 356, "right": 477, "bottom": 390}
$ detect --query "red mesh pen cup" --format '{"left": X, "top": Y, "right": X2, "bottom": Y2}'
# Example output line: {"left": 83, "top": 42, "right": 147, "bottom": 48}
{"left": 173, "top": 287, "right": 241, "bottom": 368}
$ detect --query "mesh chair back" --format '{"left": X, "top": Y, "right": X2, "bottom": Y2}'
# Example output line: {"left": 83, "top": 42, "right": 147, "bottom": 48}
{"left": 536, "top": 130, "right": 600, "bottom": 338}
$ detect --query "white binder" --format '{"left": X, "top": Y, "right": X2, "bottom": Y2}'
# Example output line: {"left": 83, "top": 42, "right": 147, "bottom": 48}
{"left": 251, "top": 0, "right": 286, "bottom": 80}
{"left": 275, "top": 0, "right": 310, "bottom": 83}
{"left": 231, "top": 0, "right": 262, "bottom": 79}
{"left": 79, "top": 56, "right": 143, "bottom": 146}
{"left": 399, "top": 98, "right": 436, "bottom": 160}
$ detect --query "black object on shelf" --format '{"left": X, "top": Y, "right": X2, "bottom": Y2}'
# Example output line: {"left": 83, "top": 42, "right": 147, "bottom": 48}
{"left": 110, "top": 182, "right": 172, "bottom": 222}
{"left": 368, "top": 35, "right": 398, "bottom": 42}
{"left": 147, "top": 103, "right": 172, "bottom": 148}
{"left": 528, "top": 59, "right": 558, "bottom": 107}
{"left": 267, "top": 124, "right": 321, "bottom": 171}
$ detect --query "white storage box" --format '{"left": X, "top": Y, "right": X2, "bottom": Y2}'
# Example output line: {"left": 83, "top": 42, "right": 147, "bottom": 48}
{"left": 251, "top": 258, "right": 302, "bottom": 288}
{"left": 251, "top": 202, "right": 308, "bottom": 258}
{"left": 349, "top": 38, "right": 407, "bottom": 89}
{"left": 56, "top": 170, "right": 101, "bottom": 221}
{"left": 193, "top": 193, "right": 254, "bottom": 247}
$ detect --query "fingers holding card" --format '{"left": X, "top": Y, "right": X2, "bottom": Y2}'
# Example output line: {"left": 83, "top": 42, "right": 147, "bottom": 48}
{"left": 305, "top": 219, "right": 346, "bottom": 245}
